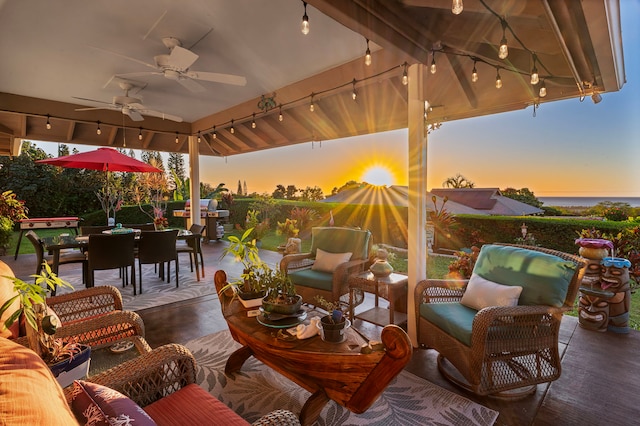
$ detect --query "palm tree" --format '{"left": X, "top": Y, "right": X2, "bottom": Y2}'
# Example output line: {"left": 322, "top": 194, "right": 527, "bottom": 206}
{"left": 442, "top": 173, "right": 475, "bottom": 188}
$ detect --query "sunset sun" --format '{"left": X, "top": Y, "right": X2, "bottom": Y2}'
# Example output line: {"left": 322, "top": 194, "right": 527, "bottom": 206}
{"left": 362, "top": 166, "right": 394, "bottom": 187}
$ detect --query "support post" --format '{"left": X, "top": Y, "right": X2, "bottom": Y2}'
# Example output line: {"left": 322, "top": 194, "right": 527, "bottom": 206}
{"left": 188, "top": 135, "right": 201, "bottom": 226}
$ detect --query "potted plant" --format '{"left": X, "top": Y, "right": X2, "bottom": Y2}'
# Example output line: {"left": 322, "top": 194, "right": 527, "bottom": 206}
{"left": 0, "top": 262, "right": 91, "bottom": 384}
{"left": 260, "top": 267, "right": 302, "bottom": 315}
{"left": 219, "top": 227, "right": 266, "bottom": 307}
{"left": 313, "top": 296, "right": 350, "bottom": 343}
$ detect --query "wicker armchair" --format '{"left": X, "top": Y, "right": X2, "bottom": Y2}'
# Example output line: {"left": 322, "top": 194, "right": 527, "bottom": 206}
{"left": 415, "top": 244, "right": 586, "bottom": 398}
{"left": 75, "top": 343, "right": 301, "bottom": 425}
{"left": 47, "top": 285, "right": 123, "bottom": 324}
{"left": 280, "top": 227, "right": 372, "bottom": 305}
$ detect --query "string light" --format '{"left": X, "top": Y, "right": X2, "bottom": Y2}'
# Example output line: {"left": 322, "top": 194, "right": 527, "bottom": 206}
{"left": 230, "top": 119, "right": 235, "bottom": 134}
{"left": 452, "top": 0, "right": 463, "bottom": 15}
{"left": 138, "top": 127, "right": 143, "bottom": 140}
{"left": 539, "top": 80, "right": 547, "bottom": 97}
{"left": 301, "top": 1, "right": 309, "bottom": 35}
{"left": 175, "top": 132, "right": 179, "bottom": 143}
{"left": 309, "top": 94, "right": 315, "bottom": 112}
{"left": 213, "top": 126, "right": 217, "bottom": 139}
{"left": 364, "top": 39, "right": 372, "bottom": 66}
{"left": 530, "top": 54, "right": 539, "bottom": 85}
{"left": 278, "top": 105, "right": 284, "bottom": 122}
{"left": 351, "top": 79, "right": 357, "bottom": 101}
{"left": 471, "top": 61, "right": 478, "bottom": 82}
{"left": 495, "top": 68, "right": 502, "bottom": 89}
{"left": 402, "top": 62, "right": 408, "bottom": 85}
{"left": 197, "top": 131, "right": 201, "bottom": 143}
{"left": 430, "top": 51, "right": 437, "bottom": 74}
{"left": 251, "top": 113, "right": 256, "bottom": 129}
{"left": 498, "top": 19, "right": 509, "bottom": 59}
{"left": 46, "top": 114, "right": 51, "bottom": 130}
{"left": 96, "top": 121, "right": 101, "bottom": 135}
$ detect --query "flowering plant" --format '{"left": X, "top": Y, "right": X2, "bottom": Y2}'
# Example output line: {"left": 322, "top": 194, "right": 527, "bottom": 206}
{"left": 276, "top": 218, "right": 299, "bottom": 238}
{"left": 446, "top": 246, "right": 480, "bottom": 279}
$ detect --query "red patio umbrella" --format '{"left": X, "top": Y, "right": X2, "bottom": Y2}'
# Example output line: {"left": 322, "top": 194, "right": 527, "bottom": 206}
{"left": 36, "top": 148, "right": 162, "bottom": 224}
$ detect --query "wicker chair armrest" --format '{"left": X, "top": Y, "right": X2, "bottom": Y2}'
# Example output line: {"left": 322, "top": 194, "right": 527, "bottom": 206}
{"left": 72, "top": 343, "right": 197, "bottom": 407}
{"left": 48, "top": 285, "right": 123, "bottom": 323}
{"left": 333, "top": 259, "right": 368, "bottom": 295}
{"left": 56, "top": 310, "right": 145, "bottom": 350}
{"left": 471, "top": 305, "right": 564, "bottom": 347}
{"left": 415, "top": 279, "right": 467, "bottom": 302}
{"left": 280, "top": 252, "right": 314, "bottom": 272}
{"left": 252, "top": 409, "right": 301, "bottom": 426}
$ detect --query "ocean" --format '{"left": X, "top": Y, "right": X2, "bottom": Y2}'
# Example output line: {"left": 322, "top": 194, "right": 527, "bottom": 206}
{"left": 538, "top": 197, "right": 640, "bottom": 207}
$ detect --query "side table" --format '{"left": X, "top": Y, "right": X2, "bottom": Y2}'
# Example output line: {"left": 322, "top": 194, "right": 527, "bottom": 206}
{"left": 349, "top": 271, "right": 408, "bottom": 326}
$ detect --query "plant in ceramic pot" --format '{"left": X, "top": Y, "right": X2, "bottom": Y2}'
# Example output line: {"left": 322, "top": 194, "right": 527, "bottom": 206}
{"left": 219, "top": 227, "right": 266, "bottom": 307}
{"left": 313, "top": 296, "right": 350, "bottom": 343}
{"left": 260, "top": 267, "right": 302, "bottom": 315}
{"left": 0, "top": 262, "right": 90, "bottom": 370}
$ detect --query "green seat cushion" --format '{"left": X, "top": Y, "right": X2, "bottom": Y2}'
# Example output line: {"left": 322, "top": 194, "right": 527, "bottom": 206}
{"left": 473, "top": 244, "right": 578, "bottom": 307}
{"left": 420, "top": 302, "right": 476, "bottom": 346}
{"left": 289, "top": 269, "right": 333, "bottom": 291}
{"left": 311, "top": 227, "right": 371, "bottom": 260}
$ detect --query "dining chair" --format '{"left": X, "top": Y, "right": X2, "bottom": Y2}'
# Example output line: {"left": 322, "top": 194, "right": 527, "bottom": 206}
{"left": 176, "top": 224, "right": 206, "bottom": 281}
{"left": 136, "top": 230, "right": 179, "bottom": 293}
{"left": 87, "top": 233, "right": 136, "bottom": 293}
{"left": 25, "top": 230, "right": 87, "bottom": 287}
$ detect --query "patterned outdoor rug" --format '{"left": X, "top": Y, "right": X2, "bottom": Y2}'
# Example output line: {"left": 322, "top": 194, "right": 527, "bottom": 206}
{"left": 185, "top": 330, "right": 499, "bottom": 426}
{"left": 54, "top": 263, "right": 217, "bottom": 312}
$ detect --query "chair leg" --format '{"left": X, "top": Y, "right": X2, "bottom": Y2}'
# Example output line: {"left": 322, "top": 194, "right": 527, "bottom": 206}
{"left": 175, "top": 259, "right": 179, "bottom": 288}
{"left": 137, "top": 263, "right": 141, "bottom": 295}
{"left": 199, "top": 250, "right": 205, "bottom": 278}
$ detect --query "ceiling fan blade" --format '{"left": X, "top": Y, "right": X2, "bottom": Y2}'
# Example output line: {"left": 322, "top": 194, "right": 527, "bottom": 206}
{"left": 185, "top": 71, "right": 247, "bottom": 86}
{"left": 72, "top": 96, "right": 113, "bottom": 106}
{"left": 115, "top": 71, "right": 163, "bottom": 79}
{"left": 168, "top": 45, "right": 199, "bottom": 70}
{"left": 92, "top": 46, "right": 158, "bottom": 70}
{"left": 138, "top": 108, "right": 183, "bottom": 123}
{"left": 176, "top": 77, "right": 206, "bottom": 93}
{"left": 123, "top": 107, "right": 144, "bottom": 122}
{"left": 75, "top": 106, "right": 111, "bottom": 112}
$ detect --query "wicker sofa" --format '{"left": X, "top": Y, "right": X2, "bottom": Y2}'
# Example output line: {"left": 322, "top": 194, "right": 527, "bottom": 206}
{"left": 0, "top": 336, "right": 300, "bottom": 425}
{"left": 415, "top": 243, "right": 586, "bottom": 397}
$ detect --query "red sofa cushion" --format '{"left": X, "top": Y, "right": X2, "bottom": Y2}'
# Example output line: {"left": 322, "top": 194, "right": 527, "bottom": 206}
{"left": 143, "top": 383, "right": 249, "bottom": 426}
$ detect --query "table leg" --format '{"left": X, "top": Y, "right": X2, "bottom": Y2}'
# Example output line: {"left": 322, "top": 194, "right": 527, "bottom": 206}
{"left": 299, "top": 390, "right": 330, "bottom": 426}
{"left": 225, "top": 345, "right": 254, "bottom": 375}
{"left": 13, "top": 230, "right": 25, "bottom": 260}
{"left": 388, "top": 284, "right": 395, "bottom": 325}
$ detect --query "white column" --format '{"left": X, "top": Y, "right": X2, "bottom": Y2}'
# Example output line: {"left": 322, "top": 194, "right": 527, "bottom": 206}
{"left": 407, "top": 64, "right": 428, "bottom": 346}
{"left": 188, "top": 135, "right": 201, "bottom": 226}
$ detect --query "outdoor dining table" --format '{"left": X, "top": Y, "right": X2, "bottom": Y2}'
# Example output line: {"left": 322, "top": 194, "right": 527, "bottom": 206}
{"left": 41, "top": 229, "right": 198, "bottom": 282}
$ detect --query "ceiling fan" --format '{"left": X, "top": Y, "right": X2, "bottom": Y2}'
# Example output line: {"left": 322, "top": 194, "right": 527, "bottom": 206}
{"left": 110, "top": 37, "right": 247, "bottom": 93}
{"left": 73, "top": 82, "right": 183, "bottom": 122}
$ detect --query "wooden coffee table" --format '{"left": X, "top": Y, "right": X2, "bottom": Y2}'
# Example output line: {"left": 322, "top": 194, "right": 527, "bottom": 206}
{"left": 215, "top": 277, "right": 413, "bottom": 426}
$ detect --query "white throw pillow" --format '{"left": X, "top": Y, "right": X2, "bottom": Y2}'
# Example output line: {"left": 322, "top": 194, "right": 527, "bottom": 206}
{"left": 460, "top": 273, "right": 523, "bottom": 311}
{"left": 311, "top": 249, "right": 352, "bottom": 273}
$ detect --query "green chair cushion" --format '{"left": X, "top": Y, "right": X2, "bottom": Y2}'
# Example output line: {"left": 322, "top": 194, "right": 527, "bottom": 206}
{"left": 310, "top": 227, "right": 371, "bottom": 260}
{"left": 473, "top": 244, "right": 578, "bottom": 307}
{"left": 289, "top": 269, "right": 333, "bottom": 292}
{"left": 420, "top": 302, "right": 476, "bottom": 346}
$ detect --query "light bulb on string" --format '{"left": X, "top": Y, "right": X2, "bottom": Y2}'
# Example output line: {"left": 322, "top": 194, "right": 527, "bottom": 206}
{"left": 452, "top": 0, "right": 463, "bottom": 15}
{"left": 251, "top": 113, "right": 256, "bottom": 129}
{"left": 402, "top": 63, "right": 408, "bottom": 85}
{"left": 495, "top": 69, "right": 502, "bottom": 89}
{"left": 96, "top": 121, "right": 101, "bottom": 135}
{"left": 364, "top": 39, "right": 372, "bottom": 66}
{"left": 471, "top": 61, "right": 478, "bottom": 82}
{"left": 230, "top": 119, "right": 235, "bottom": 134}
{"left": 498, "top": 19, "right": 508, "bottom": 59}
{"left": 138, "top": 127, "right": 143, "bottom": 140}
{"left": 539, "top": 80, "right": 547, "bottom": 97}
{"left": 309, "top": 94, "right": 315, "bottom": 112}
{"left": 430, "top": 52, "right": 437, "bottom": 74}
{"left": 530, "top": 54, "right": 539, "bottom": 85}
{"left": 175, "top": 132, "right": 179, "bottom": 144}
{"left": 213, "top": 126, "right": 217, "bottom": 139}
{"left": 197, "top": 131, "right": 201, "bottom": 143}
{"left": 46, "top": 114, "right": 51, "bottom": 130}
{"left": 278, "top": 105, "right": 284, "bottom": 122}
{"left": 351, "top": 79, "right": 357, "bottom": 101}
{"left": 301, "top": 1, "right": 309, "bottom": 35}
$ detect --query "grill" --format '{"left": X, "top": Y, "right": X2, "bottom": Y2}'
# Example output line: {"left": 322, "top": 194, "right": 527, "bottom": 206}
{"left": 172, "top": 200, "right": 229, "bottom": 241}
